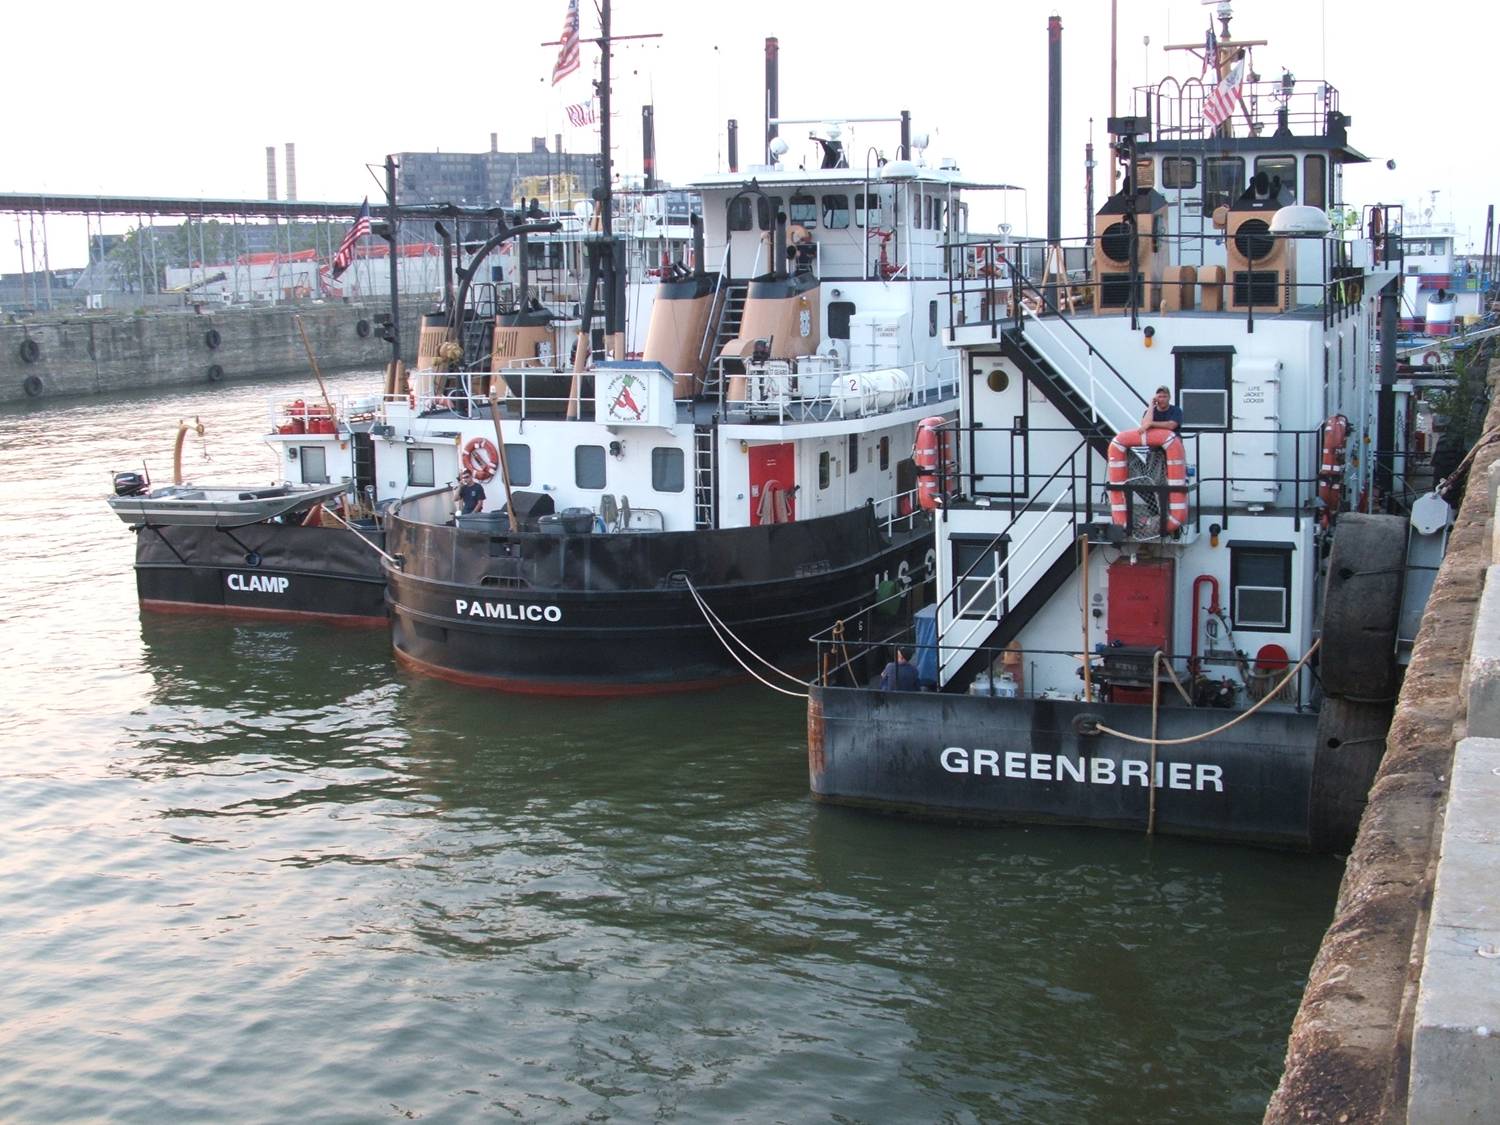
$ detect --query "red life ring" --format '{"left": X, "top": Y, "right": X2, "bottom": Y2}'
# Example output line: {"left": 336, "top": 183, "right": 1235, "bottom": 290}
{"left": 913, "top": 416, "right": 956, "bottom": 511}
{"left": 462, "top": 437, "right": 501, "bottom": 482}
{"left": 1107, "top": 428, "right": 1189, "bottom": 533}
{"left": 1317, "top": 413, "right": 1350, "bottom": 527}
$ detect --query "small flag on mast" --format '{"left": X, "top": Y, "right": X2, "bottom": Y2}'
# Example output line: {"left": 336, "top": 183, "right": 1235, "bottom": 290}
{"left": 565, "top": 100, "right": 596, "bottom": 128}
{"left": 1202, "top": 54, "right": 1246, "bottom": 130}
{"left": 331, "top": 199, "right": 370, "bottom": 280}
{"left": 1201, "top": 26, "right": 1216, "bottom": 76}
{"left": 551, "top": 0, "right": 581, "bottom": 85}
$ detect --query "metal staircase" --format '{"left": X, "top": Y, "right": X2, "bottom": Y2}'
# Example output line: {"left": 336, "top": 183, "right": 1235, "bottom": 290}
{"left": 699, "top": 281, "right": 748, "bottom": 401}
{"left": 693, "top": 424, "right": 716, "bottom": 529}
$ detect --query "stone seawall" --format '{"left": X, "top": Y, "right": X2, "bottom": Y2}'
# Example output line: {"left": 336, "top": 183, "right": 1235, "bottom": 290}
{"left": 1265, "top": 359, "right": 1500, "bottom": 1123}
{"left": 1, "top": 304, "right": 428, "bottom": 404}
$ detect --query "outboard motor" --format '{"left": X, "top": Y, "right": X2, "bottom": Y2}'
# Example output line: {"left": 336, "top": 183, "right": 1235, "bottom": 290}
{"left": 113, "top": 471, "right": 149, "bottom": 497}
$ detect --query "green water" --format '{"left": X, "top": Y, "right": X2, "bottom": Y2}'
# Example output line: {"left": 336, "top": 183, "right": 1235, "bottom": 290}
{"left": 0, "top": 374, "right": 1341, "bottom": 1122}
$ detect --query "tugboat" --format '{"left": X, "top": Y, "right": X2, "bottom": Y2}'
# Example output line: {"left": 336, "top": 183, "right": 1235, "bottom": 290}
{"left": 805, "top": 11, "right": 1451, "bottom": 851}
{"left": 379, "top": 103, "right": 1021, "bottom": 693}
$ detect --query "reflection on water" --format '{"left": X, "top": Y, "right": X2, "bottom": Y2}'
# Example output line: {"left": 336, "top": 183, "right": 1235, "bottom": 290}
{"left": 0, "top": 374, "right": 1343, "bottom": 1122}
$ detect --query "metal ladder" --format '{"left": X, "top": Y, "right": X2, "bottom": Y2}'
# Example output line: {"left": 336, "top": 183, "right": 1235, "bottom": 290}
{"left": 693, "top": 424, "right": 716, "bottom": 529}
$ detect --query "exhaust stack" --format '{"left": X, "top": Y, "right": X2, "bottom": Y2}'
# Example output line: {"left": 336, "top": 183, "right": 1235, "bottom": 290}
{"left": 1048, "top": 15, "right": 1062, "bottom": 244}
{"left": 642, "top": 105, "right": 657, "bottom": 191}
{"left": 764, "top": 37, "right": 779, "bottom": 162}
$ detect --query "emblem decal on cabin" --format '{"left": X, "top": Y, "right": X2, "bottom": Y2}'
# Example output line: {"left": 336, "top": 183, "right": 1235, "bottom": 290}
{"left": 604, "top": 371, "right": 647, "bottom": 423}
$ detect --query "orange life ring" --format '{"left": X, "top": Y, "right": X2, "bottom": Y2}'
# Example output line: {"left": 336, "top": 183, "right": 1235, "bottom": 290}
{"left": 913, "top": 416, "right": 956, "bottom": 511}
{"left": 1107, "top": 427, "right": 1189, "bottom": 533}
{"left": 1317, "top": 413, "right": 1350, "bottom": 528}
{"left": 462, "top": 437, "right": 501, "bottom": 482}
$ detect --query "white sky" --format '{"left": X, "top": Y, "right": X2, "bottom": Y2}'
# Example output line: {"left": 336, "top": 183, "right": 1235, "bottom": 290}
{"left": 4, "top": 0, "right": 1495, "bottom": 274}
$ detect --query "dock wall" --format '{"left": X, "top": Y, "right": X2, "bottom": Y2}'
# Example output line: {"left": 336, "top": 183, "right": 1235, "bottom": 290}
{"left": 1, "top": 304, "right": 427, "bottom": 404}
{"left": 1266, "top": 362, "right": 1500, "bottom": 1123}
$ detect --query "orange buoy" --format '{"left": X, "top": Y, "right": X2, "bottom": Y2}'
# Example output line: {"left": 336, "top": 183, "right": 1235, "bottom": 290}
{"left": 462, "top": 437, "right": 501, "bottom": 482}
{"left": 913, "top": 416, "right": 956, "bottom": 511}
{"left": 1107, "top": 427, "right": 1188, "bottom": 533}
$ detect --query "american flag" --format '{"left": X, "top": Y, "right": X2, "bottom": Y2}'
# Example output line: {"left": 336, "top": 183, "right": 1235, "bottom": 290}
{"left": 1203, "top": 55, "right": 1246, "bottom": 130}
{"left": 565, "top": 100, "right": 595, "bottom": 128}
{"left": 1201, "top": 27, "right": 1216, "bottom": 76}
{"left": 331, "top": 199, "right": 370, "bottom": 280}
{"left": 551, "top": 0, "right": 581, "bottom": 86}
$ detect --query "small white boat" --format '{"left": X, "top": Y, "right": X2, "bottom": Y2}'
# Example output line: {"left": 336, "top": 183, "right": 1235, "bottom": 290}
{"left": 107, "top": 480, "right": 347, "bottom": 529}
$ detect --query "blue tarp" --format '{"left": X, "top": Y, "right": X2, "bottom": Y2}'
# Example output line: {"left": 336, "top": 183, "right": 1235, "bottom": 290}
{"left": 913, "top": 604, "right": 938, "bottom": 688}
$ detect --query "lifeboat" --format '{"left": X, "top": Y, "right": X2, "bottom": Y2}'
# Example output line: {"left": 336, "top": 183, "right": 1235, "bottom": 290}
{"left": 1107, "top": 428, "right": 1188, "bottom": 533}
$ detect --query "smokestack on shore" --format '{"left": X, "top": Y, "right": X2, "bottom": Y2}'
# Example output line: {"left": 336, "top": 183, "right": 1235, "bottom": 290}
{"left": 285, "top": 143, "right": 297, "bottom": 203}
{"left": 1048, "top": 15, "right": 1062, "bottom": 244}
{"left": 265, "top": 146, "right": 277, "bottom": 202}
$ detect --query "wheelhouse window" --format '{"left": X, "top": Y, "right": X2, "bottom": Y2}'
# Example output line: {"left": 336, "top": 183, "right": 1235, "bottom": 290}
{"left": 651, "top": 447, "right": 684, "bottom": 492}
{"left": 1230, "top": 543, "right": 1292, "bottom": 632}
{"left": 300, "top": 445, "right": 329, "bottom": 484}
{"left": 728, "top": 197, "right": 753, "bottom": 231}
{"left": 788, "top": 193, "right": 817, "bottom": 227}
{"left": 1162, "top": 157, "right": 1197, "bottom": 189}
{"left": 1303, "top": 155, "right": 1327, "bottom": 208}
{"left": 854, "top": 193, "right": 883, "bottom": 228}
{"left": 1254, "top": 156, "right": 1298, "bottom": 204}
{"left": 1173, "top": 346, "right": 1235, "bottom": 430}
{"left": 405, "top": 447, "right": 433, "bottom": 488}
{"left": 822, "top": 194, "right": 849, "bottom": 229}
{"left": 575, "top": 445, "right": 606, "bottom": 489}
{"left": 952, "top": 535, "right": 1006, "bottom": 619}
{"left": 756, "top": 195, "right": 784, "bottom": 231}
{"left": 1202, "top": 157, "right": 1245, "bottom": 217}
{"left": 506, "top": 443, "right": 532, "bottom": 488}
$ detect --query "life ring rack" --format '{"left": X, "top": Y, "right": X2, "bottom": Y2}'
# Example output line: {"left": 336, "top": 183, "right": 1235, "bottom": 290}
{"left": 1107, "top": 427, "right": 1189, "bottom": 534}
{"left": 462, "top": 437, "right": 501, "bottom": 482}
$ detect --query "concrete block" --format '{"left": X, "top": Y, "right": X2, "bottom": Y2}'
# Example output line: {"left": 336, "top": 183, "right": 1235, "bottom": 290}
{"left": 1408, "top": 736, "right": 1500, "bottom": 1124}
{"left": 1468, "top": 567, "right": 1500, "bottom": 740}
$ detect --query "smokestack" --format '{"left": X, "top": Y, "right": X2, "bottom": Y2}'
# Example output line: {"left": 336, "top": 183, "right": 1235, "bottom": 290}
{"left": 491, "top": 132, "right": 498, "bottom": 154}
{"left": 285, "top": 143, "right": 297, "bottom": 202}
{"left": 1047, "top": 15, "right": 1062, "bottom": 244}
{"left": 265, "top": 146, "right": 277, "bottom": 201}
{"left": 641, "top": 105, "right": 657, "bottom": 191}
{"left": 727, "top": 119, "right": 739, "bottom": 174}
{"left": 764, "top": 37, "right": 779, "bottom": 161}
{"left": 900, "top": 110, "right": 911, "bottom": 161}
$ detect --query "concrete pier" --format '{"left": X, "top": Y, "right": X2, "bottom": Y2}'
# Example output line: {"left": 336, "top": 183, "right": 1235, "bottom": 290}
{"left": 1267, "top": 362, "right": 1500, "bottom": 1123}
{"left": 1, "top": 303, "right": 426, "bottom": 404}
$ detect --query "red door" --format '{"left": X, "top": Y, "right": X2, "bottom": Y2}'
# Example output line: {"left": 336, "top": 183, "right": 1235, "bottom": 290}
{"left": 749, "top": 442, "right": 796, "bottom": 525}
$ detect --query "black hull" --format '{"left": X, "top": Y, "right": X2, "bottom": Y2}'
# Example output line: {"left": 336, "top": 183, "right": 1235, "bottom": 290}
{"left": 386, "top": 508, "right": 933, "bottom": 695}
{"left": 133, "top": 522, "right": 388, "bottom": 624}
{"left": 809, "top": 686, "right": 1374, "bottom": 852}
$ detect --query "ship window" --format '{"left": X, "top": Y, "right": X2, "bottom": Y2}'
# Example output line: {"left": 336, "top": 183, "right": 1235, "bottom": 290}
{"left": 507, "top": 443, "right": 532, "bottom": 488}
{"left": 879, "top": 436, "right": 890, "bottom": 471}
{"left": 848, "top": 434, "right": 859, "bottom": 472}
{"left": 651, "top": 447, "right": 684, "bottom": 492}
{"left": 1230, "top": 544, "right": 1292, "bottom": 632}
{"left": 728, "top": 197, "right": 753, "bottom": 231}
{"left": 1254, "top": 156, "right": 1298, "bottom": 204}
{"left": 818, "top": 451, "right": 831, "bottom": 489}
{"left": 934, "top": 198, "right": 947, "bottom": 232}
{"left": 930, "top": 300, "right": 939, "bottom": 337}
{"left": 575, "top": 445, "right": 606, "bottom": 489}
{"left": 1304, "top": 155, "right": 1327, "bottom": 208}
{"left": 1174, "top": 347, "right": 1234, "bottom": 430}
{"left": 827, "top": 300, "right": 856, "bottom": 339}
{"left": 1162, "top": 157, "right": 1197, "bottom": 189}
{"left": 822, "top": 194, "right": 850, "bottom": 229}
{"left": 789, "top": 193, "right": 817, "bottom": 227}
{"left": 301, "top": 445, "right": 330, "bottom": 484}
{"left": 404, "top": 447, "right": 433, "bottom": 488}
{"left": 1202, "top": 157, "right": 1245, "bottom": 217}
{"left": 952, "top": 535, "right": 1006, "bottom": 619}
{"left": 854, "top": 193, "right": 884, "bottom": 228}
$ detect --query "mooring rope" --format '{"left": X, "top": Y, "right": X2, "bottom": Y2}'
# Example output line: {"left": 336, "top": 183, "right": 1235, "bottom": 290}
{"left": 681, "top": 576, "right": 810, "bottom": 699}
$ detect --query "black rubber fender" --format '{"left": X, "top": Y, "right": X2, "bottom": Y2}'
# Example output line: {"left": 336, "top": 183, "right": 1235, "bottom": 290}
{"left": 356, "top": 318, "right": 372, "bottom": 338}
{"left": 22, "top": 374, "right": 43, "bottom": 397}
{"left": 1307, "top": 694, "right": 1394, "bottom": 853}
{"left": 207, "top": 363, "right": 225, "bottom": 383}
{"left": 19, "top": 338, "right": 40, "bottom": 363}
{"left": 204, "top": 328, "right": 222, "bottom": 350}
{"left": 1319, "top": 512, "right": 1408, "bottom": 701}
